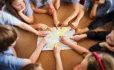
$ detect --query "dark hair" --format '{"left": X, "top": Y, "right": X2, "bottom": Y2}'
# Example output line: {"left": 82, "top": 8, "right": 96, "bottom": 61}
{"left": 0, "top": 25, "right": 17, "bottom": 53}
{"left": 0, "top": 0, "right": 5, "bottom": 8}
{"left": 87, "top": 52, "right": 114, "bottom": 70}
{"left": 5, "top": 0, "right": 22, "bottom": 19}
{"left": 20, "top": 64, "right": 43, "bottom": 70}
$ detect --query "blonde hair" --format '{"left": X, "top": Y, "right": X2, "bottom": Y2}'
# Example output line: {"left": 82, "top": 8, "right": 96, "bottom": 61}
{"left": 87, "top": 52, "right": 114, "bottom": 70}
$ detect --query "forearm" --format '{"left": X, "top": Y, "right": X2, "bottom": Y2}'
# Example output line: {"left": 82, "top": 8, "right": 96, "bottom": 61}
{"left": 66, "top": 3, "right": 79, "bottom": 22}
{"left": 49, "top": 3, "right": 58, "bottom": 21}
{"left": 18, "top": 12, "right": 33, "bottom": 24}
{"left": 34, "top": 8, "right": 48, "bottom": 14}
{"left": 17, "top": 22, "right": 38, "bottom": 35}
{"left": 67, "top": 43, "right": 89, "bottom": 55}
{"left": 90, "top": 4, "right": 98, "bottom": 19}
{"left": 29, "top": 44, "right": 43, "bottom": 63}
{"left": 55, "top": 55, "right": 63, "bottom": 70}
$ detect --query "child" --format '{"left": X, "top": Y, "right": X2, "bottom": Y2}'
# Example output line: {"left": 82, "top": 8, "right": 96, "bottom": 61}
{"left": 20, "top": 45, "right": 63, "bottom": 70}
{"left": 0, "top": 1, "right": 50, "bottom": 36}
{"left": 5, "top": 0, "right": 34, "bottom": 24}
{"left": 72, "top": 30, "right": 114, "bottom": 56}
{"left": 31, "top": 0, "right": 60, "bottom": 27}
{"left": 0, "top": 25, "right": 47, "bottom": 70}
{"left": 84, "top": 0, "right": 114, "bottom": 19}
{"left": 76, "top": 10, "right": 114, "bottom": 34}
{"left": 60, "top": 36, "right": 114, "bottom": 70}
{"left": 59, "top": 0, "right": 114, "bottom": 29}
{"left": 57, "top": 0, "right": 84, "bottom": 30}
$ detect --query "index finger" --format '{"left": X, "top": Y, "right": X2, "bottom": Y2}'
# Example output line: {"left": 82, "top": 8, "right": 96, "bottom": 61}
{"left": 47, "top": 27, "right": 52, "bottom": 31}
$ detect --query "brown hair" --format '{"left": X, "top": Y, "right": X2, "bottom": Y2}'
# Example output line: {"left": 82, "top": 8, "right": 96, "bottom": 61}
{"left": 5, "top": 0, "right": 22, "bottom": 19}
{"left": 0, "top": 25, "right": 17, "bottom": 53}
{"left": 20, "top": 64, "right": 43, "bottom": 70}
{"left": 0, "top": 0, "right": 5, "bottom": 8}
{"left": 87, "top": 52, "right": 114, "bottom": 70}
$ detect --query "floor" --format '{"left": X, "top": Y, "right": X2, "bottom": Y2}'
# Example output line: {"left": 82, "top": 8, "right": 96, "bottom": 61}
{"left": 14, "top": 3, "right": 112, "bottom": 70}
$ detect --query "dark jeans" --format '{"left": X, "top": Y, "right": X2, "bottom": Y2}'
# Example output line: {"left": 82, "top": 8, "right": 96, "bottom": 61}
{"left": 86, "top": 31, "right": 114, "bottom": 56}
{"left": 89, "top": 43, "right": 114, "bottom": 57}
{"left": 88, "top": 10, "right": 114, "bottom": 30}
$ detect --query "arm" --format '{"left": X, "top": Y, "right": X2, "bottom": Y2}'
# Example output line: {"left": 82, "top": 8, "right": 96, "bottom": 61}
{"left": 60, "top": 36, "right": 90, "bottom": 56}
{"left": 48, "top": 2, "right": 59, "bottom": 26}
{"left": 90, "top": 3, "right": 99, "bottom": 19}
{"left": 17, "top": 22, "right": 38, "bottom": 35}
{"left": 24, "top": 37, "right": 47, "bottom": 66}
{"left": 18, "top": 11, "right": 34, "bottom": 24}
{"left": 33, "top": 8, "right": 48, "bottom": 14}
{"left": 16, "top": 22, "right": 48, "bottom": 36}
{"left": 54, "top": 45, "right": 63, "bottom": 70}
{"left": 65, "top": 3, "right": 80, "bottom": 23}
{"left": 54, "top": 0, "right": 60, "bottom": 9}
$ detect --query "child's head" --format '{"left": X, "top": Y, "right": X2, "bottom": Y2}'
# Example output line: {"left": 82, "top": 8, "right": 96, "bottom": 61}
{"left": 0, "top": 0, "right": 5, "bottom": 9}
{"left": 0, "top": 25, "right": 17, "bottom": 53}
{"left": 73, "top": 52, "right": 114, "bottom": 70}
{"left": 106, "top": 30, "right": 114, "bottom": 46}
{"left": 5, "top": 0, "right": 24, "bottom": 19}
{"left": 11, "top": 0, "right": 25, "bottom": 11}
{"left": 20, "top": 64, "right": 43, "bottom": 70}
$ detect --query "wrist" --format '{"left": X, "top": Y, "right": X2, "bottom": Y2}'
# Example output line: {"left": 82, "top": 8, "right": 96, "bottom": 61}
{"left": 55, "top": 53, "right": 61, "bottom": 58}
{"left": 94, "top": 3, "right": 99, "bottom": 6}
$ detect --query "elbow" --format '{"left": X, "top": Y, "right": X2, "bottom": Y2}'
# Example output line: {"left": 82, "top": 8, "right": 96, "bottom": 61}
{"left": 27, "top": 18, "right": 34, "bottom": 24}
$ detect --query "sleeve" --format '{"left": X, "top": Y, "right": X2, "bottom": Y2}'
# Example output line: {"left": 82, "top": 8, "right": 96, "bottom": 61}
{"left": 72, "top": 0, "right": 80, "bottom": 3}
{"left": 0, "top": 11, "right": 21, "bottom": 26}
{"left": 96, "top": 1, "right": 111, "bottom": 17}
{"left": 3, "top": 48, "right": 24, "bottom": 70}
{"left": 5, "top": 56, "right": 24, "bottom": 70}
{"left": 84, "top": 0, "right": 92, "bottom": 8}
{"left": 24, "top": 0, "right": 33, "bottom": 16}
{"left": 86, "top": 31, "right": 110, "bottom": 41}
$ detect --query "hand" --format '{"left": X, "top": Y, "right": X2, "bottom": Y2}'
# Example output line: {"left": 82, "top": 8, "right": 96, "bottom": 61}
{"left": 54, "top": 20, "right": 60, "bottom": 27}
{"left": 53, "top": 44, "right": 61, "bottom": 57}
{"left": 71, "top": 35, "right": 83, "bottom": 41}
{"left": 70, "top": 22, "right": 78, "bottom": 30}
{"left": 99, "top": 42, "right": 114, "bottom": 52}
{"left": 48, "top": 8, "right": 53, "bottom": 15}
{"left": 37, "top": 31, "right": 48, "bottom": 36}
{"left": 60, "top": 36, "right": 71, "bottom": 45}
{"left": 18, "top": 6, "right": 26, "bottom": 13}
{"left": 38, "top": 24, "right": 51, "bottom": 31}
{"left": 61, "top": 20, "right": 69, "bottom": 27}
{"left": 38, "top": 37, "right": 47, "bottom": 48}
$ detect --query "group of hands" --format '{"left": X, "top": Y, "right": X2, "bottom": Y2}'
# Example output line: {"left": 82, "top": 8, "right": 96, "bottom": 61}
{"left": 38, "top": 36, "right": 74, "bottom": 56}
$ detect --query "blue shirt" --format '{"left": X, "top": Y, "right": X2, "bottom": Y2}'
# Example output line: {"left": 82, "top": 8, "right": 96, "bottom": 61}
{"left": 24, "top": 0, "right": 33, "bottom": 16}
{"left": 31, "top": 0, "right": 52, "bottom": 8}
{"left": 0, "top": 48, "right": 24, "bottom": 70}
{"left": 61, "top": 0, "right": 80, "bottom": 3}
{"left": 84, "top": 0, "right": 114, "bottom": 17}
{"left": 0, "top": 11, "right": 21, "bottom": 26}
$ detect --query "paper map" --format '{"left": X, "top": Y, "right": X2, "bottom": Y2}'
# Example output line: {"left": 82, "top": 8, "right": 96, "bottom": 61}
{"left": 37, "top": 27, "right": 77, "bottom": 50}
